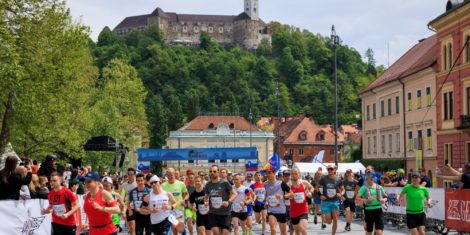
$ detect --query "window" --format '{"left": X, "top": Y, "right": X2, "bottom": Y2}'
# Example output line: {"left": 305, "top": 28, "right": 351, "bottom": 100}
{"left": 208, "top": 160, "right": 215, "bottom": 163}
{"left": 388, "top": 134, "right": 392, "bottom": 153}
{"left": 316, "top": 132, "right": 325, "bottom": 141}
{"left": 182, "top": 26, "right": 188, "bottom": 32}
{"left": 426, "top": 128, "right": 432, "bottom": 150}
{"left": 254, "top": 7, "right": 257, "bottom": 12}
{"left": 189, "top": 160, "right": 194, "bottom": 164}
{"left": 373, "top": 104, "right": 376, "bottom": 119}
{"left": 445, "top": 143, "right": 453, "bottom": 165}
{"left": 442, "top": 42, "right": 453, "bottom": 70}
{"left": 444, "top": 91, "right": 454, "bottom": 120}
{"left": 289, "top": 148, "right": 294, "bottom": 156}
{"left": 381, "top": 135, "right": 385, "bottom": 154}
{"left": 408, "top": 92, "right": 412, "bottom": 111}
{"left": 299, "top": 131, "right": 307, "bottom": 140}
{"left": 426, "top": 87, "right": 431, "bottom": 107}
{"left": 387, "top": 98, "right": 391, "bottom": 116}
{"left": 408, "top": 131, "right": 413, "bottom": 151}
{"left": 194, "top": 26, "right": 199, "bottom": 33}
{"left": 366, "top": 105, "right": 370, "bottom": 120}
{"left": 396, "top": 133, "right": 400, "bottom": 152}
{"left": 367, "top": 137, "right": 371, "bottom": 154}
{"left": 330, "top": 149, "right": 335, "bottom": 156}
{"left": 373, "top": 136, "right": 377, "bottom": 153}
{"left": 220, "top": 159, "right": 227, "bottom": 163}
{"left": 232, "top": 159, "right": 239, "bottom": 163}
{"left": 218, "top": 27, "right": 224, "bottom": 33}
{"left": 208, "top": 26, "right": 213, "bottom": 33}
{"left": 381, "top": 100, "right": 385, "bottom": 117}
{"left": 417, "top": 90, "right": 422, "bottom": 109}
{"left": 395, "top": 96, "right": 400, "bottom": 114}
{"left": 298, "top": 148, "right": 304, "bottom": 156}
{"left": 417, "top": 130, "right": 423, "bottom": 150}
{"left": 467, "top": 87, "right": 470, "bottom": 114}
{"left": 466, "top": 34, "right": 470, "bottom": 63}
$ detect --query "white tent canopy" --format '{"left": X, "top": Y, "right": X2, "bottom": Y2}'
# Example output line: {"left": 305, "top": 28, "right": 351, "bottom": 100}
{"left": 293, "top": 162, "right": 366, "bottom": 177}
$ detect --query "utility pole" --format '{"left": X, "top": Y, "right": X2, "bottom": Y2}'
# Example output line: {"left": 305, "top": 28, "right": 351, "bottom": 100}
{"left": 275, "top": 83, "right": 281, "bottom": 169}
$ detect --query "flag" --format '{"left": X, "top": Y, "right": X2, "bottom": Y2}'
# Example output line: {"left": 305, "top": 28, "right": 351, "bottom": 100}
{"left": 262, "top": 153, "right": 279, "bottom": 172}
{"left": 312, "top": 150, "right": 325, "bottom": 163}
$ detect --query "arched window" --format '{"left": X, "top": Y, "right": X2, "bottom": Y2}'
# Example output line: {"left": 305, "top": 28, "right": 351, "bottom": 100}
{"left": 208, "top": 123, "right": 214, "bottom": 129}
{"left": 316, "top": 131, "right": 325, "bottom": 141}
{"left": 299, "top": 131, "right": 307, "bottom": 141}
{"left": 229, "top": 123, "right": 235, "bottom": 129}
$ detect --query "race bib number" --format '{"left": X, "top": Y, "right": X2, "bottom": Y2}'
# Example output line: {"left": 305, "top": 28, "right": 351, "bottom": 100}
{"left": 232, "top": 203, "right": 243, "bottom": 212}
{"left": 294, "top": 192, "right": 305, "bottom": 203}
{"left": 346, "top": 191, "right": 355, "bottom": 199}
{"left": 326, "top": 189, "right": 336, "bottom": 198}
{"left": 168, "top": 214, "right": 179, "bottom": 225}
{"left": 134, "top": 201, "right": 142, "bottom": 209}
{"left": 211, "top": 197, "right": 223, "bottom": 209}
{"left": 255, "top": 189, "right": 266, "bottom": 202}
{"left": 268, "top": 196, "right": 279, "bottom": 207}
{"left": 198, "top": 204, "right": 209, "bottom": 215}
{"left": 319, "top": 188, "right": 323, "bottom": 195}
{"left": 53, "top": 204, "right": 66, "bottom": 216}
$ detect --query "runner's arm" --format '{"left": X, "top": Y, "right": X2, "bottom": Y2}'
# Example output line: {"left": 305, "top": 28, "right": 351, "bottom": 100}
{"left": 168, "top": 192, "right": 178, "bottom": 209}
{"left": 228, "top": 188, "right": 238, "bottom": 203}
{"left": 101, "top": 190, "right": 121, "bottom": 214}
{"left": 115, "top": 194, "right": 127, "bottom": 217}
{"left": 139, "top": 195, "right": 151, "bottom": 215}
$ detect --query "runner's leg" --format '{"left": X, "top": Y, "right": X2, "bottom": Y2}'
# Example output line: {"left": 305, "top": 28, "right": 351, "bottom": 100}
{"left": 268, "top": 215, "right": 278, "bottom": 235}
{"left": 232, "top": 216, "right": 240, "bottom": 235}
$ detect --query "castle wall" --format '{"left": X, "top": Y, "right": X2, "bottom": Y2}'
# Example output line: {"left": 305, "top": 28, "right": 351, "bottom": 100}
{"left": 233, "top": 19, "right": 261, "bottom": 49}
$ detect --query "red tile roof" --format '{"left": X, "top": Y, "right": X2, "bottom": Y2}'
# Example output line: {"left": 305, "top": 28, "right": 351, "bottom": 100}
{"left": 179, "top": 116, "right": 259, "bottom": 131}
{"left": 359, "top": 35, "right": 437, "bottom": 95}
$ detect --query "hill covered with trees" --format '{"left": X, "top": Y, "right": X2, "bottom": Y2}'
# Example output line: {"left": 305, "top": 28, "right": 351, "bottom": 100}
{"left": 92, "top": 23, "right": 380, "bottom": 149}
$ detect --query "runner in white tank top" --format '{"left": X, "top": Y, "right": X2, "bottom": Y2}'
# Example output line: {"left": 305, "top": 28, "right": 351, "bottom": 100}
{"left": 140, "top": 176, "right": 177, "bottom": 235}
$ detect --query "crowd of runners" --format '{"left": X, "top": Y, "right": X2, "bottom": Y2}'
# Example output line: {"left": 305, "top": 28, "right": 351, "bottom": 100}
{"left": 0, "top": 155, "right": 434, "bottom": 235}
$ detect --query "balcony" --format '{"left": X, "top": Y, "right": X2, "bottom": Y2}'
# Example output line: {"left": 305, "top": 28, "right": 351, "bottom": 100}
{"left": 458, "top": 115, "right": 470, "bottom": 133}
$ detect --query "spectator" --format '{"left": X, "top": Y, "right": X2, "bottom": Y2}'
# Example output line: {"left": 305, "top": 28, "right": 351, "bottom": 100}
{"left": 38, "top": 176, "right": 50, "bottom": 197}
{"left": 28, "top": 174, "right": 41, "bottom": 199}
{"left": 18, "top": 166, "right": 32, "bottom": 200}
{"left": 419, "top": 168, "right": 432, "bottom": 188}
{"left": 32, "top": 160, "right": 39, "bottom": 174}
{"left": 460, "top": 163, "right": 470, "bottom": 189}
{"left": 37, "top": 154, "right": 57, "bottom": 179}
{"left": 69, "top": 168, "right": 85, "bottom": 194}
{"left": 0, "top": 156, "right": 32, "bottom": 200}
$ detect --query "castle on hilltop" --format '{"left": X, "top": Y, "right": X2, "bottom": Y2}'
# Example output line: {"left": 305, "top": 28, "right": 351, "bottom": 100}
{"left": 113, "top": 0, "right": 272, "bottom": 49}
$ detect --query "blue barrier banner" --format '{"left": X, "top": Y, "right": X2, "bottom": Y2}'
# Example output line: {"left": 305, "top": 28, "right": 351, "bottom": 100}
{"left": 138, "top": 147, "right": 257, "bottom": 161}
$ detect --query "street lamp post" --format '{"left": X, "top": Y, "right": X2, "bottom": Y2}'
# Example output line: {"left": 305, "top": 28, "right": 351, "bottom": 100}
{"left": 275, "top": 83, "right": 281, "bottom": 169}
{"left": 249, "top": 109, "right": 253, "bottom": 147}
{"left": 331, "top": 25, "right": 340, "bottom": 167}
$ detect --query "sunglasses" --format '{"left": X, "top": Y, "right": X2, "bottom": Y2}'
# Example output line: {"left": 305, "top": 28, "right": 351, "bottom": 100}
{"left": 210, "top": 170, "right": 218, "bottom": 173}
{"left": 327, "top": 168, "right": 334, "bottom": 171}
{"left": 127, "top": 173, "right": 135, "bottom": 176}
{"left": 151, "top": 181, "right": 159, "bottom": 185}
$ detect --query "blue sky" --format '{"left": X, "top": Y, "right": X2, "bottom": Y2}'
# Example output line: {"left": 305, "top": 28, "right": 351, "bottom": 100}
{"left": 67, "top": 0, "right": 445, "bottom": 67}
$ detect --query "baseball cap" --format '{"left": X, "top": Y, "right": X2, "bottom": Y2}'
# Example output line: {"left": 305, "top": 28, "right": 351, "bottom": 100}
{"left": 346, "top": 169, "right": 353, "bottom": 174}
{"left": 411, "top": 171, "right": 420, "bottom": 177}
{"left": 366, "top": 170, "right": 376, "bottom": 178}
{"left": 186, "top": 168, "right": 193, "bottom": 174}
{"left": 101, "top": 176, "right": 113, "bottom": 183}
{"left": 397, "top": 168, "right": 405, "bottom": 174}
{"left": 327, "top": 165, "right": 335, "bottom": 170}
{"left": 82, "top": 172, "right": 100, "bottom": 182}
{"left": 282, "top": 170, "right": 291, "bottom": 175}
{"left": 246, "top": 173, "right": 253, "bottom": 177}
{"left": 149, "top": 175, "right": 160, "bottom": 183}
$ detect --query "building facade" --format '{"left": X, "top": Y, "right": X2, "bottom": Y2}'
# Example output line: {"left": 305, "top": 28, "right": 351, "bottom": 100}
{"left": 166, "top": 116, "right": 274, "bottom": 173}
{"left": 359, "top": 35, "right": 438, "bottom": 174}
{"left": 113, "top": 0, "right": 271, "bottom": 49}
{"left": 429, "top": 0, "right": 470, "bottom": 187}
{"left": 268, "top": 116, "right": 343, "bottom": 164}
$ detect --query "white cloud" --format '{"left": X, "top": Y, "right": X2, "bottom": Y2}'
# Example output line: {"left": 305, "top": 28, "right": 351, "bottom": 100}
{"left": 66, "top": 0, "right": 446, "bottom": 66}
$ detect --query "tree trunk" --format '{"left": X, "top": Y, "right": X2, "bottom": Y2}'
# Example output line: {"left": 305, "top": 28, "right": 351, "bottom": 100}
{"left": 0, "top": 91, "right": 15, "bottom": 154}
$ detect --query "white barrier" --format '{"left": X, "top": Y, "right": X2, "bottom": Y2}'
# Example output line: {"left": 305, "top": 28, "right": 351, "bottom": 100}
{"left": 383, "top": 187, "right": 445, "bottom": 220}
{"left": 0, "top": 199, "right": 51, "bottom": 234}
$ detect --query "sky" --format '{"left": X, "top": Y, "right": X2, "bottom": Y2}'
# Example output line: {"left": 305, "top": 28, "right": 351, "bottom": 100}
{"left": 66, "top": 0, "right": 445, "bottom": 67}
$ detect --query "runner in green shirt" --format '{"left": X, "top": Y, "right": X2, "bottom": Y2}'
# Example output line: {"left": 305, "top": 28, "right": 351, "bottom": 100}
{"left": 400, "top": 171, "right": 432, "bottom": 235}
{"left": 356, "top": 170, "right": 387, "bottom": 235}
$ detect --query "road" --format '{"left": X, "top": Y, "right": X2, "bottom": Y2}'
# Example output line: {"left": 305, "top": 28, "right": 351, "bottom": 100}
{"left": 118, "top": 216, "right": 424, "bottom": 235}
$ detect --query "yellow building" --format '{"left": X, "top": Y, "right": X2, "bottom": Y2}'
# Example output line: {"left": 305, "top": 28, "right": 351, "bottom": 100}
{"left": 165, "top": 116, "right": 274, "bottom": 173}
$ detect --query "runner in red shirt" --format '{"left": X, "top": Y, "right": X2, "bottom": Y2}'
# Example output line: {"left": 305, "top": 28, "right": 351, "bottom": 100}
{"left": 41, "top": 171, "right": 80, "bottom": 235}
{"left": 82, "top": 172, "right": 120, "bottom": 235}
{"left": 288, "top": 168, "right": 311, "bottom": 235}
{"left": 250, "top": 172, "right": 267, "bottom": 235}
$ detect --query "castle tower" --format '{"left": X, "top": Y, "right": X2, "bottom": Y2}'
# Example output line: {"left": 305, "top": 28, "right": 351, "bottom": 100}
{"left": 244, "top": 0, "right": 259, "bottom": 20}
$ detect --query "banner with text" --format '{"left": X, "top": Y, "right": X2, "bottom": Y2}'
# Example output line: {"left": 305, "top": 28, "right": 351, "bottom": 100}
{"left": 445, "top": 189, "right": 470, "bottom": 232}
{"left": 0, "top": 199, "right": 51, "bottom": 235}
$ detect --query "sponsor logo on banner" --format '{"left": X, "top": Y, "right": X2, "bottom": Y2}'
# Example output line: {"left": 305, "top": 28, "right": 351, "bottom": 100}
{"left": 445, "top": 189, "right": 470, "bottom": 232}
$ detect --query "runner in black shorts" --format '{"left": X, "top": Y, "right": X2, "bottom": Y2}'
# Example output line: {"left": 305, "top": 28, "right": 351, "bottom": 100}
{"left": 356, "top": 170, "right": 387, "bottom": 235}
{"left": 204, "top": 165, "right": 238, "bottom": 235}
{"left": 342, "top": 169, "right": 359, "bottom": 231}
{"left": 190, "top": 176, "right": 211, "bottom": 235}
{"left": 250, "top": 172, "right": 267, "bottom": 235}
